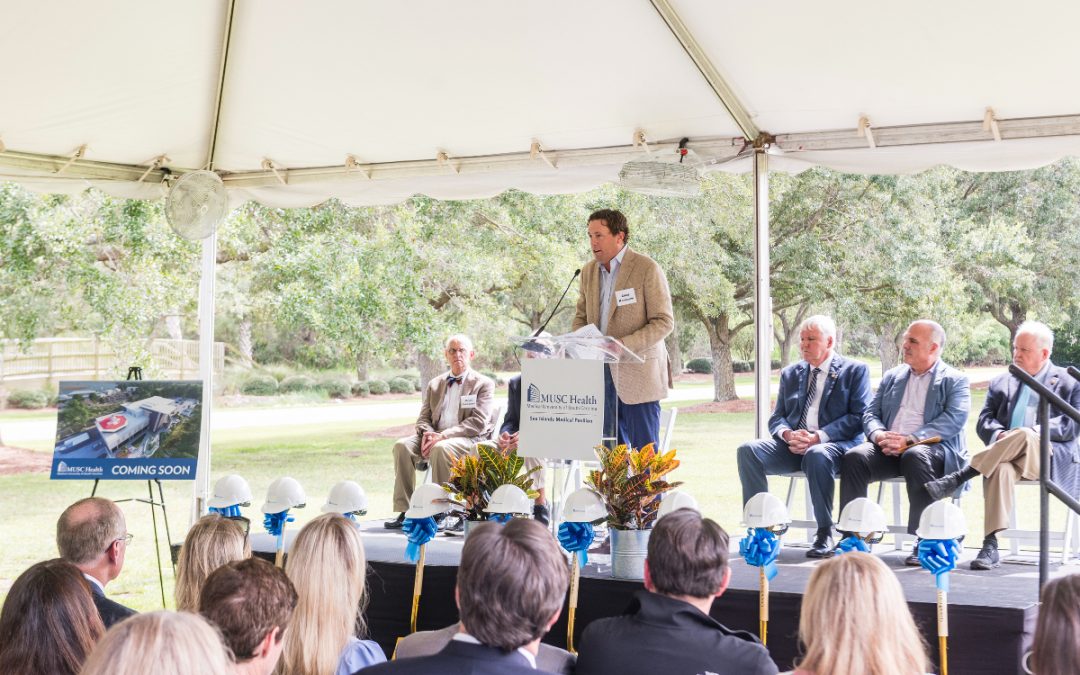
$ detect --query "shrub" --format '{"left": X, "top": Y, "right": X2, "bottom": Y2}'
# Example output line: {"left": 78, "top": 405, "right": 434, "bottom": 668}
{"left": 388, "top": 377, "right": 414, "bottom": 394}
{"left": 368, "top": 379, "right": 390, "bottom": 395}
{"left": 7, "top": 390, "right": 50, "bottom": 409}
{"left": 318, "top": 376, "right": 351, "bottom": 399}
{"left": 686, "top": 358, "right": 712, "bottom": 374}
{"left": 412, "top": 377, "right": 421, "bottom": 391}
{"left": 351, "top": 381, "right": 370, "bottom": 397}
{"left": 240, "top": 375, "right": 279, "bottom": 396}
{"left": 279, "top": 375, "right": 317, "bottom": 393}
{"left": 732, "top": 360, "right": 752, "bottom": 373}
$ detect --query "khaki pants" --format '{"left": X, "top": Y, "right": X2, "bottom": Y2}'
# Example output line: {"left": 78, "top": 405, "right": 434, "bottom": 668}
{"left": 392, "top": 435, "right": 476, "bottom": 513}
{"left": 971, "top": 428, "right": 1044, "bottom": 535}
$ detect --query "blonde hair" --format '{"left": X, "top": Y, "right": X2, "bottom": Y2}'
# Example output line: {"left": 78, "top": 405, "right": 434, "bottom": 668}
{"left": 276, "top": 513, "right": 368, "bottom": 675}
{"left": 795, "top": 553, "right": 927, "bottom": 675}
{"left": 80, "top": 611, "right": 231, "bottom": 675}
{"left": 175, "top": 515, "right": 250, "bottom": 612}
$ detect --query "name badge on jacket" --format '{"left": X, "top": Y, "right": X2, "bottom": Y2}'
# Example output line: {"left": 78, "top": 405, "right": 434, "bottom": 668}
{"left": 461, "top": 394, "right": 477, "bottom": 408}
{"left": 615, "top": 288, "right": 637, "bottom": 307}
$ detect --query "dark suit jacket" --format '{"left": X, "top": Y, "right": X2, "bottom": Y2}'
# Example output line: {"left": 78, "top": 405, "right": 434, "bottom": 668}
{"left": 977, "top": 362, "right": 1080, "bottom": 497}
{"left": 393, "top": 623, "right": 574, "bottom": 674}
{"left": 575, "top": 591, "right": 778, "bottom": 675}
{"left": 88, "top": 581, "right": 136, "bottom": 628}
{"left": 360, "top": 640, "right": 556, "bottom": 675}
{"left": 501, "top": 376, "right": 521, "bottom": 436}
{"left": 768, "top": 353, "right": 871, "bottom": 449}
{"left": 864, "top": 360, "right": 971, "bottom": 476}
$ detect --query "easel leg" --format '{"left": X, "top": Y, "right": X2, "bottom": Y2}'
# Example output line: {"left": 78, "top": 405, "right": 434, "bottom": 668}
{"left": 156, "top": 480, "right": 175, "bottom": 574}
{"left": 148, "top": 480, "right": 167, "bottom": 608}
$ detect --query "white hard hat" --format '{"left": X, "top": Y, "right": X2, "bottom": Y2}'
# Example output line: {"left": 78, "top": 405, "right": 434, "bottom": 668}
{"left": 484, "top": 484, "right": 533, "bottom": 515}
{"left": 260, "top": 477, "right": 307, "bottom": 514}
{"left": 561, "top": 488, "right": 607, "bottom": 523}
{"left": 742, "top": 492, "right": 791, "bottom": 529}
{"left": 321, "top": 480, "right": 368, "bottom": 515}
{"left": 405, "top": 484, "right": 451, "bottom": 519}
{"left": 657, "top": 490, "right": 699, "bottom": 520}
{"left": 207, "top": 474, "right": 253, "bottom": 509}
{"left": 916, "top": 501, "right": 968, "bottom": 540}
{"left": 837, "top": 498, "right": 888, "bottom": 538}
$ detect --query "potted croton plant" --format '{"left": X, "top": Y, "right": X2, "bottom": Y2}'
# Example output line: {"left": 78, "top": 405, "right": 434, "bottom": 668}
{"left": 442, "top": 442, "right": 539, "bottom": 537}
{"left": 586, "top": 442, "right": 681, "bottom": 580}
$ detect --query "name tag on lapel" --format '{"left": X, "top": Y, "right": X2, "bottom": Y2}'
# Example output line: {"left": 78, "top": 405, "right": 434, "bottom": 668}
{"left": 615, "top": 288, "right": 637, "bottom": 307}
{"left": 461, "top": 394, "right": 477, "bottom": 408}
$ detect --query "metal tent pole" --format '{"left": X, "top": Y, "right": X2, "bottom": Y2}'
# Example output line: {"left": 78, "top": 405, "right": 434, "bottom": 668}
{"left": 752, "top": 142, "right": 772, "bottom": 437}
{"left": 192, "top": 232, "right": 217, "bottom": 524}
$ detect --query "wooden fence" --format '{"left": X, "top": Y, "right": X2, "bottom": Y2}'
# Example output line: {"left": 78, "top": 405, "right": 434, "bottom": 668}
{"left": 0, "top": 337, "right": 224, "bottom": 384}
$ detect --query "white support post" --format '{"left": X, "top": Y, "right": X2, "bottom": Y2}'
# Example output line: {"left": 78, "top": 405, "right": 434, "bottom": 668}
{"left": 192, "top": 232, "right": 217, "bottom": 524}
{"left": 753, "top": 144, "right": 772, "bottom": 438}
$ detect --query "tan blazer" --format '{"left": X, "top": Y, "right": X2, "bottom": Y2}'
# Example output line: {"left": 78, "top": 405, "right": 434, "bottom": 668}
{"left": 416, "top": 369, "right": 495, "bottom": 440}
{"left": 572, "top": 247, "right": 674, "bottom": 404}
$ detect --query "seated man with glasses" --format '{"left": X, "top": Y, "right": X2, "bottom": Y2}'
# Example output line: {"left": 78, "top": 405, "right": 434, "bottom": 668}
{"left": 385, "top": 334, "right": 495, "bottom": 531}
{"left": 56, "top": 496, "right": 136, "bottom": 627}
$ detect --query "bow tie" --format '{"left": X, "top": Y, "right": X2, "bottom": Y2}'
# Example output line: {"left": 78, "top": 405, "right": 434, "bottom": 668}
{"left": 446, "top": 375, "right": 463, "bottom": 386}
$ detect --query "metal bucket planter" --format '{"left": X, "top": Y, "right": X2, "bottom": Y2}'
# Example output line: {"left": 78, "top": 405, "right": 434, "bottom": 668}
{"left": 610, "top": 528, "right": 650, "bottom": 580}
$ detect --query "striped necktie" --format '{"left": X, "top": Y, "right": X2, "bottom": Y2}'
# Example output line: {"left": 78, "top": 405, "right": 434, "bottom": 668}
{"left": 796, "top": 367, "right": 822, "bottom": 430}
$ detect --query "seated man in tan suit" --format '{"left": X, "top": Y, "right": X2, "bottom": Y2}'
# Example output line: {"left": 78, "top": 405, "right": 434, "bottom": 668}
{"left": 385, "top": 334, "right": 495, "bottom": 530}
{"left": 925, "top": 321, "right": 1080, "bottom": 569}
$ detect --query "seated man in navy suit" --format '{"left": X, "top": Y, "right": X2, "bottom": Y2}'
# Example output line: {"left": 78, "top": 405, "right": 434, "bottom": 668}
{"left": 737, "top": 315, "right": 872, "bottom": 557}
{"left": 840, "top": 319, "right": 970, "bottom": 565}
{"left": 359, "top": 518, "right": 567, "bottom": 675}
{"left": 56, "top": 497, "right": 136, "bottom": 628}
{"left": 925, "top": 321, "right": 1080, "bottom": 570}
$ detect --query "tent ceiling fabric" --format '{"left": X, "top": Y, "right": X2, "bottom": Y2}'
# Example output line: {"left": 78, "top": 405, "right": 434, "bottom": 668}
{"left": 2, "top": 0, "right": 1080, "bottom": 206}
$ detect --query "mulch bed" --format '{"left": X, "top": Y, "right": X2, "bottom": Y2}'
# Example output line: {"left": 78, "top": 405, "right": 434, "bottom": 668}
{"left": 0, "top": 446, "right": 51, "bottom": 475}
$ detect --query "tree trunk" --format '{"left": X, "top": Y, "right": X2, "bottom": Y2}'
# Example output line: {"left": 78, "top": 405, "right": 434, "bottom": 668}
{"left": 237, "top": 319, "right": 253, "bottom": 367}
{"left": 878, "top": 323, "right": 900, "bottom": 373}
{"left": 354, "top": 354, "right": 369, "bottom": 382}
{"left": 773, "top": 304, "right": 809, "bottom": 368}
{"left": 703, "top": 316, "right": 738, "bottom": 402}
{"left": 165, "top": 311, "right": 183, "bottom": 341}
{"left": 418, "top": 351, "right": 442, "bottom": 392}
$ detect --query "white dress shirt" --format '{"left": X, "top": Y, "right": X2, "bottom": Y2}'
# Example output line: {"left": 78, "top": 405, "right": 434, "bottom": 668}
{"left": 598, "top": 245, "right": 628, "bottom": 335}
{"left": 437, "top": 371, "right": 466, "bottom": 431}
{"left": 802, "top": 353, "right": 833, "bottom": 441}
{"left": 451, "top": 632, "right": 537, "bottom": 669}
{"left": 890, "top": 364, "right": 935, "bottom": 436}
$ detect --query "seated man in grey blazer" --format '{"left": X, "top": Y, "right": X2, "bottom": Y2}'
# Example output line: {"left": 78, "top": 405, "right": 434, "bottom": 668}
{"left": 360, "top": 519, "right": 568, "bottom": 675}
{"left": 56, "top": 497, "right": 137, "bottom": 628}
{"left": 394, "top": 622, "right": 574, "bottom": 673}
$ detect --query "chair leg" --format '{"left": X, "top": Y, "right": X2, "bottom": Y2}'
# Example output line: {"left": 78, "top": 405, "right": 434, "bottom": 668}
{"left": 1009, "top": 500, "right": 1021, "bottom": 556}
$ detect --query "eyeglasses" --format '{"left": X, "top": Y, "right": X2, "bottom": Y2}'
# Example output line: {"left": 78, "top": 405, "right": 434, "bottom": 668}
{"left": 113, "top": 533, "right": 134, "bottom": 547}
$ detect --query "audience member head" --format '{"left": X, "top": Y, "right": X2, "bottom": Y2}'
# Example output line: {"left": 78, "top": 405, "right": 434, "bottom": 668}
{"left": 1029, "top": 573, "right": 1080, "bottom": 675}
{"left": 457, "top": 518, "right": 568, "bottom": 652}
{"left": 200, "top": 557, "right": 297, "bottom": 675}
{"left": 175, "top": 513, "right": 251, "bottom": 611}
{"left": 0, "top": 558, "right": 104, "bottom": 675}
{"left": 797, "top": 315, "right": 837, "bottom": 368}
{"left": 902, "top": 319, "right": 946, "bottom": 374}
{"left": 280, "top": 512, "right": 369, "bottom": 675}
{"left": 795, "top": 552, "right": 927, "bottom": 675}
{"left": 79, "top": 611, "right": 231, "bottom": 675}
{"left": 1014, "top": 320, "right": 1054, "bottom": 377}
{"left": 56, "top": 496, "right": 128, "bottom": 585}
{"left": 644, "top": 509, "right": 730, "bottom": 610}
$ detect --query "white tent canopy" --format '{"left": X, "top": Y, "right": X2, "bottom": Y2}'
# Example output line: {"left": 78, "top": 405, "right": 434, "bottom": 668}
{"left": 4, "top": 0, "right": 1080, "bottom": 206}
{"left": 4, "top": 1, "right": 1080, "bottom": 514}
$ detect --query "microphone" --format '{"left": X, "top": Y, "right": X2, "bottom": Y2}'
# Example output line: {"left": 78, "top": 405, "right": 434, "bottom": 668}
{"left": 532, "top": 268, "right": 581, "bottom": 338}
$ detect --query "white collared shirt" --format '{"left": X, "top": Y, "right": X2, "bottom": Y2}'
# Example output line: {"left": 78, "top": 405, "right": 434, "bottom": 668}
{"left": 802, "top": 353, "right": 833, "bottom": 441}
{"left": 598, "top": 245, "right": 628, "bottom": 335}
{"left": 438, "top": 371, "right": 467, "bottom": 431}
{"left": 82, "top": 572, "right": 105, "bottom": 595}
{"left": 890, "top": 362, "right": 936, "bottom": 435}
{"left": 451, "top": 631, "right": 537, "bottom": 669}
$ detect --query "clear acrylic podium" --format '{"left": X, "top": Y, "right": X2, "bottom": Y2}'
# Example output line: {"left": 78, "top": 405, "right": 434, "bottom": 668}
{"left": 511, "top": 332, "right": 642, "bottom": 527}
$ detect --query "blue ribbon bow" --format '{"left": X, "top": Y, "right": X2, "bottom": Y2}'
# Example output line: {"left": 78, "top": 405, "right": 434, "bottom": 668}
{"left": 739, "top": 528, "right": 782, "bottom": 581}
{"left": 834, "top": 535, "right": 869, "bottom": 555}
{"left": 488, "top": 513, "right": 513, "bottom": 524}
{"left": 210, "top": 505, "right": 242, "bottom": 518}
{"left": 403, "top": 516, "right": 438, "bottom": 563}
{"left": 263, "top": 510, "right": 294, "bottom": 552}
{"left": 558, "top": 522, "right": 595, "bottom": 568}
{"left": 918, "top": 538, "right": 961, "bottom": 591}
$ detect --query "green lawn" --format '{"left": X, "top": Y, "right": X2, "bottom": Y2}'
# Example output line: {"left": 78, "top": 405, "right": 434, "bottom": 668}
{"left": 2, "top": 385, "right": 1073, "bottom": 611}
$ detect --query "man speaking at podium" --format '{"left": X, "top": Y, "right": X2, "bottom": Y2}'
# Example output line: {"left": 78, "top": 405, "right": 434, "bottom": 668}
{"left": 573, "top": 209, "right": 674, "bottom": 451}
